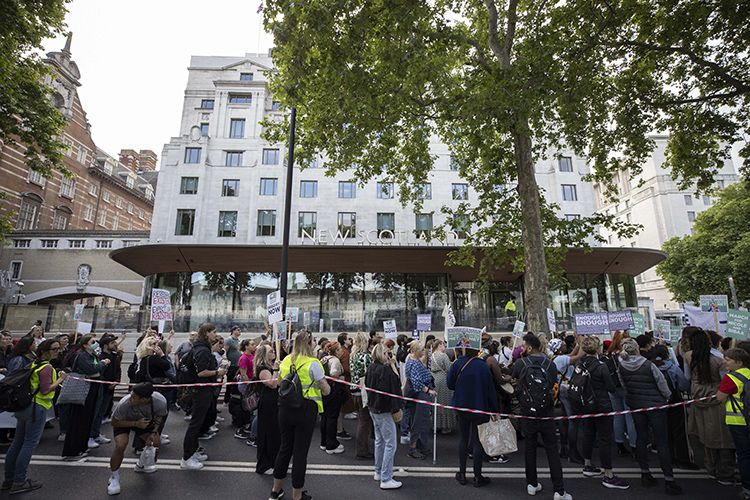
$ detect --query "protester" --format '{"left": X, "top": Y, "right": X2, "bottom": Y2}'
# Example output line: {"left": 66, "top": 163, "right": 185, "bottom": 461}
{"left": 365, "top": 342, "right": 403, "bottom": 490}
{"left": 174, "top": 331, "right": 197, "bottom": 368}
{"left": 90, "top": 333, "right": 121, "bottom": 446}
{"left": 62, "top": 334, "right": 111, "bottom": 461}
{"left": 604, "top": 330, "right": 637, "bottom": 455}
{"left": 224, "top": 326, "right": 242, "bottom": 406}
{"left": 232, "top": 339, "right": 255, "bottom": 441}
{"left": 2, "top": 339, "right": 65, "bottom": 494}
{"left": 270, "top": 330, "right": 331, "bottom": 500}
{"left": 106, "top": 382, "right": 168, "bottom": 495}
{"left": 320, "top": 342, "right": 346, "bottom": 454}
{"left": 716, "top": 348, "right": 750, "bottom": 500}
{"left": 335, "top": 333, "right": 353, "bottom": 441}
{"left": 405, "top": 341, "right": 435, "bottom": 460}
{"left": 683, "top": 327, "right": 735, "bottom": 485}
{"left": 6, "top": 337, "right": 36, "bottom": 374}
{"left": 618, "top": 338, "right": 682, "bottom": 495}
{"left": 497, "top": 336, "right": 513, "bottom": 366}
{"left": 448, "top": 345, "right": 497, "bottom": 488}
{"left": 512, "top": 333, "right": 572, "bottom": 500}
{"left": 350, "top": 332, "right": 374, "bottom": 459}
{"left": 431, "top": 339, "right": 456, "bottom": 434}
{"left": 181, "top": 323, "right": 225, "bottom": 470}
{"left": 253, "top": 344, "right": 280, "bottom": 475}
{"left": 549, "top": 337, "right": 584, "bottom": 463}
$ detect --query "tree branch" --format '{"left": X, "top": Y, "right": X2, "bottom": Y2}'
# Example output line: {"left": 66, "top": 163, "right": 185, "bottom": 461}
{"left": 483, "top": 0, "right": 505, "bottom": 63}
{"left": 503, "top": 0, "right": 519, "bottom": 66}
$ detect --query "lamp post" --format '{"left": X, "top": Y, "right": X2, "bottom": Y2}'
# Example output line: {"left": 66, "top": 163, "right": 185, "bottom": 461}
{"left": 14, "top": 281, "right": 25, "bottom": 305}
{"left": 279, "top": 107, "right": 297, "bottom": 320}
{"left": 729, "top": 276, "right": 739, "bottom": 309}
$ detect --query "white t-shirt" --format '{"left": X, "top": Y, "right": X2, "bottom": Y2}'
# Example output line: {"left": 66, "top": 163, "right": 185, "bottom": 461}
{"left": 553, "top": 354, "right": 574, "bottom": 382}
{"left": 497, "top": 346, "right": 513, "bottom": 366}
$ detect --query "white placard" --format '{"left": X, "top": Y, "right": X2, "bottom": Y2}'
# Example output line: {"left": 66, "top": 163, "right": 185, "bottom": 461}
{"left": 383, "top": 319, "right": 398, "bottom": 339}
{"left": 512, "top": 320, "right": 526, "bottom": 338}
{"left": 546, "top": 308, "right": 556, "bottom": 333}
{"left": 416, "top": 314, "right": 431, "bottom": 332}
{"left": 267, "top": 291, "right": 283, "bottom": 325}
{"left": 286, "top": 307, "right": 299, "bottom": 323}
{"left": 150, "top": 289, "right": 173, "bottom": 322}
{"left": 76, "top": 321, "right": 92, "bottom": 334}
{"left": 73, "top": 304, "right": 85, "bottom": 321}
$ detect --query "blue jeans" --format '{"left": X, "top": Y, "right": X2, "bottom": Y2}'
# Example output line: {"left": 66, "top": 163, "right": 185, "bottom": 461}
{"left": 409, "top": 392, "right": 431, "bottom": 449}
{"left": 4, "top": 403, "right": 48, "bottom": 484}
{"left": 730, "top": 425, "right": 750, "bottom": 493}
{"left": 400, "top": 406, "right": 411, "bottom": 437}
{"left": 91, "top": 386, "right": 113, "bottom": 438}
{"left": 371, "top": 410, "right": 397, "bottom": 482}
{"left": 610, "top": 388, "right": 637, "bottom": 448}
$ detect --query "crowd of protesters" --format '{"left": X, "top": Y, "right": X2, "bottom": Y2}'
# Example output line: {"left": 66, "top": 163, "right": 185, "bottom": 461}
{"left": 2, "top": 320, "right": 750, "bottom": 500}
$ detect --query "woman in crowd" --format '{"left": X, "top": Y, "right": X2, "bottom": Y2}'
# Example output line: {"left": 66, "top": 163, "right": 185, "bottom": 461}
{"left": 683, "top": 327, "right": 736, "bottom": 485}
{"left": 233, "top": 339, "right": 256, "bottom": 442}
{"left": 254, "top": 344, "right": 280, "bottom": 475}
{"left": 618, "top": 338, "right": 681, "bottom": 495}
{"left": 716, "top": 348, "right": 750, "bottom": 500}
{"left": 350, "top": 332, "right": 373, "bottom": 459}
{"left": 431, "top": 339, "right": 455, "bottom": 434}
{"left": 497, "top": 336, "right": 513, "bottom": 366}
{"left": 271, "top": 330, "right": 331, "bottom": 500}
{"left": 62, "top": 334, "right": 110, "bottom": 461}
{"left": 320, "top": 342, "right": 345, "bottom": 454}
{"left": 89, "top": 334, "right": 120, "bottom": 447}
{"left": 405, "top": 341, "right": 435, "bottom": 460}
{"left": 365, "top": 342, "right": 403, "bottom": 490}
{"left": 3, "top": 339, "right": 66, "bottom": 494}
{"left": 604, "top": 330, "right": 637, "bottom": 455}
{"left": 6, "top": 337, "right": 36, "bottom": 374}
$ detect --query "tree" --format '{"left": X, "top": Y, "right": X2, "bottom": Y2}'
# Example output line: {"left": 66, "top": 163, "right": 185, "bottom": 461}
{"left": 262, "top": 0, "right": 748, "bottom": 331}
{"left": 657, "top": 182, "right": 750, "bottom": 306}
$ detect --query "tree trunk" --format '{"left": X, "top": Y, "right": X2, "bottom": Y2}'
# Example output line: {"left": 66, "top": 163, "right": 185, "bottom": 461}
{"left": 513, "top": 119, "right": 550, "bottom": 333}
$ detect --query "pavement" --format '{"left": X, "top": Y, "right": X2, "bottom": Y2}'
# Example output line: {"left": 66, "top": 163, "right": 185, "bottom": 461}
{"left": 0, "top": 400, "right": 723, "bottom": 500}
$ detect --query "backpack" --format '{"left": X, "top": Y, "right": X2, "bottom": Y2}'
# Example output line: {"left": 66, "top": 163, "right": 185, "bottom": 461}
{"left": 729, "top": 371, "right": 750, "bottom": 425}
{"left": 177, "top": 349, "right": 198, "bottom": 385}
{"left": 278, "top": 359, "right": 312, "bottom": 410}
{"left": 0, "top": 361, "right": 44, "bottom": 412}
{"left": 518, "top": 356, "right": 554, "bottom": 414}
{"left": 568, "top": 358, "right": 598, "bottom": 414}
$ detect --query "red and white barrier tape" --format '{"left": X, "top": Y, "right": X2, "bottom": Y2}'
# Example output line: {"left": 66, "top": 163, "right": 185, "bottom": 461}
{"left": 65, "top": 376, "right": 264, "bottom": 389}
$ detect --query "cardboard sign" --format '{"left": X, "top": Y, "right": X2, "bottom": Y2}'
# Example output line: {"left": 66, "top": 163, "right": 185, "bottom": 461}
{"left": 150, "top": 289, "right": 173, "bottom": 322}
{"left": 73, "top": 304, "right": 85, "bottom": 321}
{"left": 76, "top": 321, "right": 92, "bottom": 334}
{"left": 607, "top": 310, "right": 634, "bottom": 331}
{"left": 286, "top": 307, "right": 299, "bottom": 323}
{"left": 631, "top": 312, "right": 646, "bottom": 335}
{"left": 546, "top": 308, "right": 556, "bottom": 333}
{"left": 700, "top": 295, "right": 729, "bottom": 313}
{"left": 654, "top": 319, "right": 672, "bottom": 341}
{"left": 267, "top": 291, "right": 283, "bottom": 325}
{"left": 383, "top": 319, "right": 397, "bottom": 339}
{"left": 512, "top": 320, "right": 526, "bottom": 338}
{"left": 416, "top": 314, "right": 432, "bottom": 332}
{"left": 726, "top": 310, "right": 750, "bottom": 340}
{"left": 574, "top": 312, "right": 610, "bottom": 335}
{"left": 446, "top": 327, "right": 482, "bottom": 350}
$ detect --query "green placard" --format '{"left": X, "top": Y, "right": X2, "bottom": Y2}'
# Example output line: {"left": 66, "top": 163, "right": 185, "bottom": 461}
{"left": 654, "top": 319, "right": 671, "bottom": 342}
{"left": 446, "top": 327, "right": 482, "bottom": 350}
{"left": 726, "top": 310, "right": 750, "bottom": 340}
{"left": 631, "top": 312, "right": 646, "bottom": 336}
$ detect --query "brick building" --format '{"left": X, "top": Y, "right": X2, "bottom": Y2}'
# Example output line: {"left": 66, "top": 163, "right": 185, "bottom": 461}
{"left": 0, "top": 35, "right": 156, "bottom": 233}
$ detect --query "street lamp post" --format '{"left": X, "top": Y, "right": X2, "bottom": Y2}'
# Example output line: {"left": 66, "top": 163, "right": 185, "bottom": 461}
{"left": 729, "top": 276, "right": 739, "bottom": 309}
{"left": 279, "top": 107, "right": 297, "bottom": 320}
{"left": 14, "top": 281, "right": 25, "bottom": 305}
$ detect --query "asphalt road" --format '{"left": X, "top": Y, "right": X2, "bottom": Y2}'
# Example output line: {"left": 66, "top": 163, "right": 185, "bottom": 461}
{"left": 0, "top": 401, "right": 723, "bottom": 500}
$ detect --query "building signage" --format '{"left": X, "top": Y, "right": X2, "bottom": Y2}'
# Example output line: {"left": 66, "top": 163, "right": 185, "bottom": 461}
{"left": 574, "top": 312, "right": 610, "bottom": 335}
{"left": 726, "top": 310, "right": 750, "bottom": 340}
{"left": 301, "top": 228, "right": 462, "bottom": 246}
{"left": 416, "top": 314, "right": 432, "bottom": 332}
{"left": 267, "top": 291, "right": 283, "bottom": 325}
{"left": 446, "top": 327, "right": 482, "bottom": 350}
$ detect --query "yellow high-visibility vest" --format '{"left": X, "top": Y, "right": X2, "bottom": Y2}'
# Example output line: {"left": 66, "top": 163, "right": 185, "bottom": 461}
{"left": 279, "top": 354, "right": 324, "bottom": 413}
{"left": 726, "top": 367, "right": 750, "bottom": 426}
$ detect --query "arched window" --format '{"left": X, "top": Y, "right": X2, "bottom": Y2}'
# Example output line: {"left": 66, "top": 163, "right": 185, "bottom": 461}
{"left": 16, "top": 193, "right": 43, "bottom": 230}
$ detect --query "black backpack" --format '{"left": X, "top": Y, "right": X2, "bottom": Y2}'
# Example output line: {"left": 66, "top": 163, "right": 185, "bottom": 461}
{"left": 177, "top": 349, "right": 198, "bottom": 385}
{"left": 518, "top": 356, "right": 554, "bottom": 414}
{"left": 568, "top": 358, "right": 598, "bottom": 414}
{"left": 278, "top": 359, "right": 312, "bottom": 410}
{"left": 0, "top": 361, "right": 44, "bottom": 412}
{"left": 729, "top": 371, "right": 750, "bottom": 425}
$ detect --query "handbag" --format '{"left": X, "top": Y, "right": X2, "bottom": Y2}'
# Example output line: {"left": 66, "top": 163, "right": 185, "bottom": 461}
{"left": 392, "top": 409, "right": 403, "bottom": 423}
{"left": 478, "top": 418, "right": 518, "bottom": 456}
{"left": 242, "top": 380, "right": 260, "bottom": 413}
{"left": 57, "top": 354, "right": 91, "bottom": 406}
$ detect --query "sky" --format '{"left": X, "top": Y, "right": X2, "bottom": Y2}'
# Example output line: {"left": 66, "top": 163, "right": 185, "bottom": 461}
{"left": 43, "top": 0, "right": 274, "bottom": 166}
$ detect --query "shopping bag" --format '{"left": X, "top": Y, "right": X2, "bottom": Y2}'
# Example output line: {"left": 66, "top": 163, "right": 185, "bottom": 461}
{"left": 478, "top": 418, "right": 517, "bottom": 456}
{"left": 140, "top": 445, "right": 157, "bottom": 468}
{"left": 57, "top": 373, "right": 90, "bottom": 406}
{"left": 359, "top": 377, "right": 368, "bottom": 408}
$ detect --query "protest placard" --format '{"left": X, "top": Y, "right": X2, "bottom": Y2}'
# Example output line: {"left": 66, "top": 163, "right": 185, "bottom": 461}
{"left": 416, "top": 314, "right": 432, "bottom": 332}
{"left": 76, "top": 321, "right": 92, "bottom": 334}
{"left": 286, "top": 307, "right": 299, "bottom": 323}
{"left": 445, "top": 327, "right": 482, "bottom": 350}
{"left": 607, "top": 310, "right": 634, "bottom": 331}
{"left": 383, "top": 319, "right": 397, "bottom": 339}
{"left": 443, "top": 304, "right": 456, "bottom": 329}
{"left": 150, "top": 289, "right": 172, "bottom": 322}
{"left": 654, "top": 319, "right": 671, "bottom": 341}
{"left": 700, "top": 295, "right": 729, "bottom": 313}
{"left": 273, "top": 321, "right": 289, "bottom": 341}
{"left": 631, "top": 312, "right": 646, "bottom": 335}
{"left": 726, "top": 310, "right": 750, "bottom": 340}
{"left": 574, "top": 312, "right": 610, "bottom": 335}
{"left": 546, "top": 308, "right": 556, "bottom": 333}
{"left": 267, "top": 291, "right": 283, "bottom": 325}
{"left": 73, "top": 304, "right": 85, "bottom": 321}
{"left": 512, "top": 320, "right": 526, "bottom": 338}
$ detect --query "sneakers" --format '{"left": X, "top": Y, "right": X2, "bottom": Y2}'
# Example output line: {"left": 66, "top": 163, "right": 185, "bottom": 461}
{"left": 184, "top": 415, "right": 192, "bottom": 421}
{"left": 198, "top": 432, "right": 216, "bottom": 440}
{"left": 87, "top": 438, "right": 100, "bottom": 449}
{"left": 399, "top": 435, "right": 410, "bottom": 445}
{"left": 95, "top": 435, "right": 112, "bottom": 444}
{"left": 553, "top": 492, "right": 573, "bottom": 500}
{"left": 160, "top": 435, "right": 170, "bottom": 445}
{"left": 107, "top": 475, "right": 120, "bottom": 496}
{"left": 326, "top": 444, "right": 345, "bottom": 455}
{"left": 602, "top": 476, "right": 630, "bottom": 489}
{"left": 488, "top": 455, "right": 510, "bottom": 464}
{"left": 1, "top": 480, "right": 12, "bottom": 491}
{"left": 180, "top": 457, "right": 204, "bottom": 470}
{"left": 336, "top": 430, "right": 352, "bottom": 441}
{"left": 193, "top": 450, "right": 208, "bottom": 461}
{"left": 344, "top": 412, "right": 358, "bottom": 420}
{"left": 717, "top": 478, "right": 738, "bottom": 486}
{"left": 473, "top": 475, "right": 491, "bottom": 488}
{"left": 527, "top": 483, "right": 543, "bottom": 496}
{"left": 269, "top": 489, "right": 285, "bottom": 500}
{"left": 9, "top": 479, "right": 42, "bottom": 495}
{"left": 134, "top": 462, "right": 157, "bottom": 474}
{"left": 374, "top": 472, "right": 381, "bottom": 481}
{"left": 234, "top": 429, "right": 250, "bottom": 439}
{"left": 641, "top": 472, "right": 658, "bottom": 487}
{"left": 246, "top": 438, "right": 257, "bottom": 447}
{"left": 665, "top": 481, "right": 683, "bottom": 496}
{"left": 380, "top": 479, "right": 402, "bottom": 490}
{"left": 408, "top": 448, "right": 425, "bottom": 460}
{"left": 57, "top": 433, "right": 66, "bottom": 442}
{"left": 208, "top": 425, "right": 219, "bottom": 433}
{"left": 62, "top": 452, "right": 88, "bottom": 462}
{"left": 102, "top": 417, "right": 112, "bottom": 424}
{"left": 582, "top": 465, "right": 603, "bottom": 477}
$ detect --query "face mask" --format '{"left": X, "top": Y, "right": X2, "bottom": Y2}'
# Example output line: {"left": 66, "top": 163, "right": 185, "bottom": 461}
{"left": 89, "top": 341, "right": 101, "bottom": 355}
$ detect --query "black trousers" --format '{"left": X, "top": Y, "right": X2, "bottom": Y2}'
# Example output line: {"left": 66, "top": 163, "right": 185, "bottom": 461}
{"left": 224, "top": 366, "right": 238, "bottom": 404}
{"left": 633, "top": 409, "right": 674, "bottom": 479}
{"left": 61, "top": 383, "right": 98, "bottom": 457}
{"left": 182, "top": 388, "right": 213, "bottom": 460}
{"left": 320, "top": 388, "right": 342, "bottom": 450}
{"left": 522, "top": 419, "right": 565, "bottom": 494}
{"left": 274, "top": 400, "right": 319, "bottom": 489}
{"left": 582, "top": 415, "right": 614, "bottom": 470}
{"left": 457, "top": 413, "right": 483, "bottom": 477}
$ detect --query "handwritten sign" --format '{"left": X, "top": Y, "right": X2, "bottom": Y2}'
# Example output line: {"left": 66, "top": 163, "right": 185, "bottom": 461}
{"left": 383, "top": 319, "right": 397, "bottom": 339}
{"left": 150, "top": 289, "right": 173, "bottom": 322}
{"left": 73, "top": 304, "right": 85, "bottom": 321}
{"left": 416, "top": 314, "right": 432, "bottom": 332}
{"left": 631, "top": 312, "right": 646, "bottom": 335}
{"left": 546, "top": 308, "right": 556, "bottom": 333}
{"left": 267, "top": 291, "right": 283, "bottom": 325}
{"left": 446, "top": 327, "right": 482, "bottom": 350}
{"left": 512, "top": 320, "right": 526, "bottom": 338}
{"left": 726, "top": 310, "right": 750, "bottom": 340}
{"left": 574, "top": 312, "right": 610, "bottom": 335}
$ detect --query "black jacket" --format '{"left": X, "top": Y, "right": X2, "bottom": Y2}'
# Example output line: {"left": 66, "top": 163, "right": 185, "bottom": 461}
{"left": 192, "top": 340, "right": 217, "bottom": 379}
{"left": 365, "top": 361, "right": 402, "bottom": 414}
{"left": 580, "top": 355, "right": 615, "bottom": 412}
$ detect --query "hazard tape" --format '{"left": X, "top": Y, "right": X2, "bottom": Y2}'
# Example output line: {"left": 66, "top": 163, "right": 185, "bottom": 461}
{"left": 65, "top": 376, "right": 266, "bottom": 389}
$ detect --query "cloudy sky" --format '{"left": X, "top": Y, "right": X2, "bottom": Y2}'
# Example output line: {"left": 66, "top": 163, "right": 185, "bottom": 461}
{"left": 43, "top": 0, "right": 274, "bottom": 164}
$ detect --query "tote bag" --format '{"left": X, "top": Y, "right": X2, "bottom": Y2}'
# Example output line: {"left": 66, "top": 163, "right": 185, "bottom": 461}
{"left": 478, "top": 418, "right": 518, "bottom": 456}
{"left": 57, "top": 354, "right": 91, "bottom": 406}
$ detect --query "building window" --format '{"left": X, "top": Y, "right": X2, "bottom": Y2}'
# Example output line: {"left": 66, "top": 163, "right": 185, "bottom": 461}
{"left": 703, "top": 195, "right": 711, "bottom": 205}
{"left": 127, "top": 203, "right": 134, "bottom": 214}
{"left": 415, "top": 213, "right": 433, "bottom": 237}
{"left": 338, "top": 181, "right": 356, "bottom": 199}
{"left": 299, "top": 180, "right": 317, "bottom": 198}
{"left": 225, "top": 151, "right": 243, "bottom": 166}
{"left": 9, "top": 261, "right": 23, "bottom": 280}
{"left": 112, "top": 216, "right": 119, "bottom": 230}
{"left": 240, "top": 72, "right": 253, "bottom": 81}
{"left": 222, "top": 179, "right": 240, "bottom": 197}
{"left": 337, "top": 212, "right": 356, "bottom": 237}
{"left": 259, "top": 178, "right": 278, "bottom": 196}
{"left": 41, "top": 239, "right": 58, "bottom": 248}
{"left": 115, "top": 197, "right": 123, "bottom": 209}
{"left": 262, "top": 148, "right": 280, "bottom": 165}
{"left": 102, "top": 161, "right": 113, "bottom": 175}
{"left": 59, "top": 176, "right": 75, "bottom": 198}
{"left": 218, "top": 211, "right": 238, "bottom": 237}
{"left": 180, "top": 177, "right": 199, "bottom": 194}
{"left": 12, "top": 240, "right": 30, "bottom": 248}
{"left": 687, "top": 211, "right": 696, "bottom": 222}
{"left": 229, "top": 119, "right": 245, "bottom": 138}
{"left": 52, "top": 210, "right": 69, "bottom": 230}
{"left": 418, "top": 183, "right": 432, "bottom": 200}
{"left": 68, "top": 240, "right": 85, "bottom": 248}
{"left": 200, "top": 123, "right": 209, "bottom": 137}
{"left": 175, "top": 209, "right": 196, "bottom": 236}
{"left": 256, "top": 210, "right": 276, "bottom": 236}
{"left": 561, "top": 184, "right": 578, "bottom": 201}
{"left": 450, "top": 156, "right": 460, "bottom": 171}
{"left": 28, "top": 169, "right": 46, "bottom": 186}
{"left": 564, "top": 214, "right": 581, "bottom": 221}
{"left": 77, "top": 147, "right": 87, "bottom": 165}
{"left": 126, "top": 176, "right": 135, "bottom": 188}
{"left": 88, "top": 184, "right": 97, "bottom": 196}
{"left": 16, "top": 198, "right": 40, "bottom": 230}
{"left": 558, "top": 156, "right": 573, "bottom": 172}
{"left": 377, "top": 213, "right": 395, "bottom": 238}
{"left": 298, "top": 211, "right": 317, "bottom": 237}
{"left": 98, "top": 211, "right": 108, "bottom": 227}
{"left": 228, "top": 94, "right": 252, "bottom": 104}
{"left": 452, "top": 215, "right": 470, "bottom": 239}
{"left": 452, "top": 183, "right": 468, "bottom": 200}
{"left": 684, "top": 194, "right": 693, "bottom": 205}
{"left": 377, "top": 182, "right": 394, "bottom": 199}
{"left": 83, "top": 205, "right": 93, "bottom": 221}
{"left": 123, "top": 240, "right": 140, "bottom": 247}
{"left": 102, "top": 189, "right": 111, "bottom": 203}
{"left": 96, "top": 240, "right": 113, "bottom": 249}
{"left": 717, "top": 180, "right": 725, "bottom": 189}
{"left": 138, "top": 208, "right": 144, "bottom": 220}
{"left": 200, "top": 99, "right": 214, "bottom": 109}
{"left": 271, "top": 100, "right": 281, "bottom": 111}
{"left": 184, "top": 147, "right": 201, "bottom": 164}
